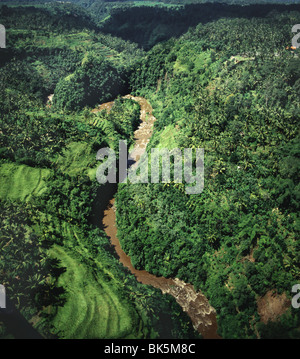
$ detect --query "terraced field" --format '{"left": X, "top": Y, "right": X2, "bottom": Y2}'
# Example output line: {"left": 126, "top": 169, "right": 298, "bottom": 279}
{"left": 1, "top": 94, "right": 196, "bottom": 339}
{"left": 0, "top": 134, "right": 148, "bottom": 339}
{"left": 49, "top": 243, "right": 145, "bottom": 339}
{"left": 0, "top": 162, "right": 50, "bottom": 201}
{"left": 11, "top": 30, "right": 117, "bottom": 57}
{"left": 0, "top": 162, "right": 149, "bottom": 339}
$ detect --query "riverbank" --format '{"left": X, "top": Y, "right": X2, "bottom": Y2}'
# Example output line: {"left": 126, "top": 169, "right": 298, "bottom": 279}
{"left": 100, "top": 96, "right": 220, "bottom": 339}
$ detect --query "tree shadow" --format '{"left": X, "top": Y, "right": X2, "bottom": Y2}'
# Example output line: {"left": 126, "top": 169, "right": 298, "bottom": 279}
{"left": 100, "top": 3, "right": 300, "bottom": 50}
{"left": 89, "top": 182, "right": 117, "bottom": 231}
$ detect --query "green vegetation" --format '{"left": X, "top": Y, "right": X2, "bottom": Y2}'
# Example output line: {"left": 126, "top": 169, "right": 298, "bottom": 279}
{"left": 52, "top": 53, "right": 127, "bottom": 111}
{"left": 1, "top": 0, "right": 300, "bottom": 340}
{"left": 116, "top": 8, "right": 300, "bottom": 339}
{"left": 0, "top": 3, "right": 197, "bottom": 339}
{"left": 100, "top": 2, "right": 300, "bottom": 49}
{"left": 0, "top": 163, "right": 49, "bottom": 201}
{"left": 48, "top": 244, "right": 141, "bottom": 339}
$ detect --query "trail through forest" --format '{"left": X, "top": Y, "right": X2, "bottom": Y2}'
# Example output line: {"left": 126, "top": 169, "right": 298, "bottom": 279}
{"left": 98, "top": 95, "right": 221, "bottom": 339}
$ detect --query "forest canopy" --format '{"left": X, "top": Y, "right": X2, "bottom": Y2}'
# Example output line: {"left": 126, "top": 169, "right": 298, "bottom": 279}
{"left": 0, "top": 0, "right": 299, "bottom": 340}
{"left": 116, "top": 7, "right": 300, "bottom": 338}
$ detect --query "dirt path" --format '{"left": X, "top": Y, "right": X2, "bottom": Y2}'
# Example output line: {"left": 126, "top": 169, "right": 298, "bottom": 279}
{"left": 101, "top": 96, "right": 221, "bottom": 339}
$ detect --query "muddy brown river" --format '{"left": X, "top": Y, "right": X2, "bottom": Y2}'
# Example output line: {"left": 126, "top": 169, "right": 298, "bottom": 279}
{"left": 98, "top": 95, "right": 220, "bottom": 339}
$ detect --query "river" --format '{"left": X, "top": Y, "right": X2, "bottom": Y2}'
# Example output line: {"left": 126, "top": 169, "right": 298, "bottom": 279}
{"left": 1, "top": 95, "right": 219, "bottom": 339}
{"left": 97, "top": 95, "right": 220, "bottom": 339}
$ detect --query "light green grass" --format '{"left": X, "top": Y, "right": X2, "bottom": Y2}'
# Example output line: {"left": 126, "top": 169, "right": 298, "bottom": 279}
{"left": 173, "top": 59, "right": 190, "bottom": 73}
{"left": 0, "top": 162, "right": 50, "bottom": 202}
{"left": 49, "top": 240, "right": 145, "bottom": 339}
{"left": 174, "top": 49, "right": 212, "bottom": 74}
{"left": 155, "top": 124, "right": 178, "bottom": 150}
{"left": 55, "top": 141, "right": 97, "bottom": 180}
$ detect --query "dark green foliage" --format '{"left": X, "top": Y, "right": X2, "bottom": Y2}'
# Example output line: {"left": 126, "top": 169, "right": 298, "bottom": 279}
{"left": 256, "top": 309, "right": 300, "bottom": 339}
{"left": 116, "top": 10, "right": 300, "bottom": 338}
{"left": 100, "top": 3, "right": 300, "bottom": 49}
{"left": 0, "top": 3, "right": 97, "bottom": 32}
{"left": 0, "top": 3, "right": 196, "bottom": 339}
{"left": 0, "top": 200, "right": 65, "bottom": 338}
{"left": 1, "top": 1, "right": 300, "bottom": 340}
{"left": 53, "top": 53, "right": 128, "bottom": 111}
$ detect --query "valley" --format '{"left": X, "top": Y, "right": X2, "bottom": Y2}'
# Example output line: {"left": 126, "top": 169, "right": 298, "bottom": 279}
{"left": 0, "top": 1, "right": 299, "bottom": 340}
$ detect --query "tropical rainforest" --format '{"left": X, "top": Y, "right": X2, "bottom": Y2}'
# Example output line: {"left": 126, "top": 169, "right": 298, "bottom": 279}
{"left": 0, "top": 0, "right": 299, "bottom": 340}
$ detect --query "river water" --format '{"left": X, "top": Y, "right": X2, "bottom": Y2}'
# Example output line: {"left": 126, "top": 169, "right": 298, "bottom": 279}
{"left": 97, "top": 96, "right": 220, "bottom": 339}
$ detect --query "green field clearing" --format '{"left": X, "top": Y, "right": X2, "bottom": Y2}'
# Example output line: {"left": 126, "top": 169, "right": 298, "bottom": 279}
{"left": 49, "top": 243, "right": 146, "bottom": 339}
{"left": 55, "top": 141, "right": 97, "bottom": 180}
{"left": 0, "top": 157, "right": 144, "bottom": 339}
{"left": 0, "top": 162, "right": 50, "bottom": 202}
{"left": 155, "top": 124, "right": 179, "bottom": 150}
{"left": 8, "top": 29, "right": 117, "bottom": 57}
